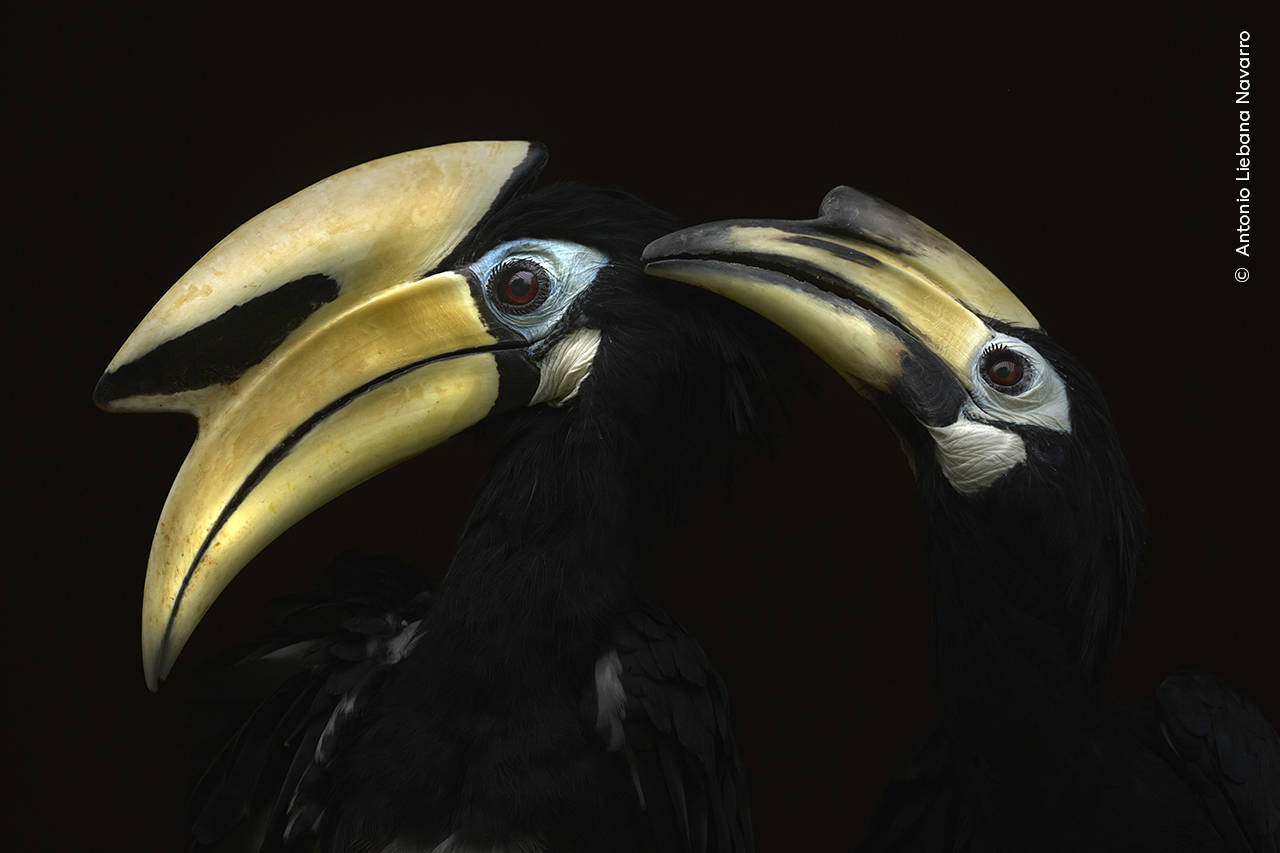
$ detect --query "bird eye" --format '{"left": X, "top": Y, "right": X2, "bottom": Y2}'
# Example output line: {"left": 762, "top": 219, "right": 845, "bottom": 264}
{"left": 471, "top": 239, "right": 608, "bottom": 340}
{"left": 489, "top": 260, "right": 551, "bottom": 315}
{"left": 981, "top": 348, "right": 1031, "bottom": 394}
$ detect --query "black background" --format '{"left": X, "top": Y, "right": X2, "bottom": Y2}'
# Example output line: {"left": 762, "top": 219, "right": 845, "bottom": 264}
{"left": 10, "top": 6, "right": 1275, "bottom": 850}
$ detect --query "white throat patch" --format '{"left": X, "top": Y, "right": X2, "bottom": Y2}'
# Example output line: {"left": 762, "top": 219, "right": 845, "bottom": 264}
{"left": 530, "top": 327, "right": 601, "bottom": 407}
{"left": 927, "top": 415, "right": 1027, "bottom": 495}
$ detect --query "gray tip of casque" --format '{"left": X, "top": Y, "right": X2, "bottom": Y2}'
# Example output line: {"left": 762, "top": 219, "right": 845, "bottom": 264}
{"left": 817, "top": 186, "right": 939, "bottom": 258}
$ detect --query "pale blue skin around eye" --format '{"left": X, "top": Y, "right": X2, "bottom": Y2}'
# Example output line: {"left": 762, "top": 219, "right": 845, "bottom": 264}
{"left": 469, "top": 238, "right": 610, "bottom": 341}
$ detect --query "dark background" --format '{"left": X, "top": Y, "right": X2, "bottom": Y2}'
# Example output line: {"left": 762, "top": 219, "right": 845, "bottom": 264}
{"left": 10, "top": 6, "right": 1274, "bottom": 850}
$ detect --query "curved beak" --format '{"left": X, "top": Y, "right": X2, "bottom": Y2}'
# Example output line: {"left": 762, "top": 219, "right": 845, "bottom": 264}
{"left": 643, "top": 186, "right": 1039, "bottom": 426}
{"left": 96, "top": 142, "right": 545, "bottom": 688}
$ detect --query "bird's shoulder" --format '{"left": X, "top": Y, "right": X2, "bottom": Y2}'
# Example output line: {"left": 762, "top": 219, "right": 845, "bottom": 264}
{"left": 186, "top": 551, "right": 431, "bottom": 852}
{"left": 598, "top": 601, "right": 753, "bottom": 853}
{"left": 1155, "top": 670, "right": 1280, "bottom": 853}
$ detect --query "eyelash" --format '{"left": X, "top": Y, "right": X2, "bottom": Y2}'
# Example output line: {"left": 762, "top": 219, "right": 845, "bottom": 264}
{"left": 979, "top": 345, "right": 1035, "bottom": 395}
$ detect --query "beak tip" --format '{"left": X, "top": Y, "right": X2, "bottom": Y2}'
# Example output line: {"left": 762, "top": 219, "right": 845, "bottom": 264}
{"left": 143, "top": 643, "right": 175, "bottom": 692}
{"left": 93, "top": 372, "right": 119, "bottom": 412}
{"left": 143, "top": 620, "right": 172, "bottom": 692}
{"left": 143, "top": 657, "right": 161, "bottom": 693}
{"left": 642, "top": 231, "right": 687, "bottom": 263}
{"left": 644, "top": 223, "right": 733, "bottom": 264}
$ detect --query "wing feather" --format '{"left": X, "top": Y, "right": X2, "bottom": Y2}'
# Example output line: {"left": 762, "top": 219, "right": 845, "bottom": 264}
{"left": 613, "top": 603, "right": 753, "bottom": 853}
{"left": 187, "top": 552, "right": 430, "bottom": 852}
{"left": 1158, "top": 671, "right": 1280, "bottom": 853}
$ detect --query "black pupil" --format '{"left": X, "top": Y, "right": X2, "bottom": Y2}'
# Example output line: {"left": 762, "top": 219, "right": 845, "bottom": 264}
{"left": 504, "top": 270, "right": 537, "bottom": 304}
{"left": 989, "top": 358, "right": 1021, "bottom": 386}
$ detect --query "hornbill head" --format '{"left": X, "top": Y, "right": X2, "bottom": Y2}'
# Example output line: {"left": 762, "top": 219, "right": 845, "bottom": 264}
{"left": 644, "top": 187, "right": 1142, "bottom": 678}
{"left": 97, "top": 141, "right": 753, "bottom": 690}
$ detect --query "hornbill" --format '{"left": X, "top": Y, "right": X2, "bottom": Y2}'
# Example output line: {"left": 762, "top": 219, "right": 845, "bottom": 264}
{"left": 94, "top": 141, "right": 792, "bottom": 852}
{"left": 644, "top": 187, "right": 1280, "bottom": 852}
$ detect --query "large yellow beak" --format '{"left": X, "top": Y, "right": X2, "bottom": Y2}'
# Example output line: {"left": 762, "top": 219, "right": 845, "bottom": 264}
{"left": 95, "top": 141, "right": 545, "bottom": 688}
{"left": 644, "top": 186, "right": 1038, "bottom": 426}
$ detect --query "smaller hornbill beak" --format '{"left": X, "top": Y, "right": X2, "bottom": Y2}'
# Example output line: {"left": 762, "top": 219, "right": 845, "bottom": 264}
{"left": 96, "top": 142, "right": 544, "bottom": 689}
{"left": 643, "top": 186, "right": 1040, "bottom": 427}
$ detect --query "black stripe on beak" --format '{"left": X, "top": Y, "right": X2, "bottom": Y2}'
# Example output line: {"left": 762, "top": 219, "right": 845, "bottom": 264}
{"left": 95, "top": 273, "right": 340, "bottom": 404}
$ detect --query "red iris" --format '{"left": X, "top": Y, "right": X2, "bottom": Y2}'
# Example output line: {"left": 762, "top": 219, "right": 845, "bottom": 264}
{"left": 500, "top": 269, "right": 540, "bottom": 306}
{"left": 986, "top": 355, "right": 1024, "bottom": 387}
